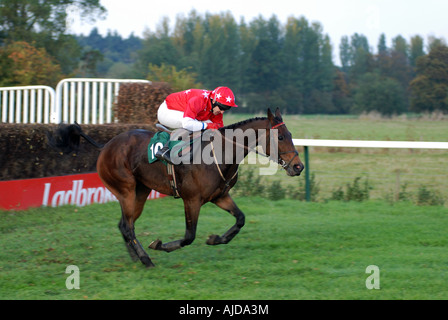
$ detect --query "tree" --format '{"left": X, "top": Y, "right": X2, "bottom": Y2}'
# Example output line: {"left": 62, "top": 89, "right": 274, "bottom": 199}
{"left": 147, "top": 63, "right": 202, "bottom": 92}
{"left": 377, "top": 33, "right": 388, "bottom": 55}
{"left": 332, "top": 69, "right": 351, "bottom": 114}
{"left": 0, "top": 0, "right": 105, "bottom": 42}
{"left": 410, "top": 45, "right": 448, "bottom": 113}
{"left": 388, "top": 36, "right": 412, "bottom": 90}
{"left": 0, "top": 0, "right": 106, "bottom": 73}
{"left": 247, "top": 15, "right": 283, "bottom": 94}
{"left": 376, "top": 34, "right": 389, "bottom": 76}
{"left": 410, "top": 35, "right": 425, "bottom": 69}
{"left": 197, "top": 12, "right": 240, "bottom": 89}
{"left": 0, "top": 41, "right": 63, "bottom": 87}
{"left": 77, "top": 49, "right": 103, "bottom": 77}
{"left": 339, "top": 36, "right": 351, "bottom": 74}
{"left": 135, "top": 18, "right": 180, "bottom": 78}
{"left": 237, "top": 17, "right": 256, "bottom": 96}
{"left": 352, "top": 73, "right": 406, "bottom": 115}
{"left": 349, "top": 33, "right": 374, "bottom": 81}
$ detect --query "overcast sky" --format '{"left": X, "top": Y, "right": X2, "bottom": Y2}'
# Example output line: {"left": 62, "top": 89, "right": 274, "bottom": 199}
{"left": 69, "top": 0, "right": 448, "bottom": 64}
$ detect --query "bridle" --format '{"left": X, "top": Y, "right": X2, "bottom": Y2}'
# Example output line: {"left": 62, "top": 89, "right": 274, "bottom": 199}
{"left": 270, "top": 122, "right": 300, "bottom": 170}
{"left": 210, "top": 121, "right": 299, "bottom": 184}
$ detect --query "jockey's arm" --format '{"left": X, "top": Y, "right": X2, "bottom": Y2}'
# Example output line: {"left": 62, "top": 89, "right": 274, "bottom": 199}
{"left": 182, "top": 97, "right": 217, "bottom": 131}
{"left": 182, "top": 117, "right": 210, "bottom": 131}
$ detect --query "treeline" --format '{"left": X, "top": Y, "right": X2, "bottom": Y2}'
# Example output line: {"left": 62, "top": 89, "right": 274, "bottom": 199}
{"left": 71, "top": 11, "right": 448, "bottom": 115}
{"left": 1, "top": 4, "right": 448, "bottom": 115}
{"left": 76, "top": 29, "right": 142, "bottom": 78}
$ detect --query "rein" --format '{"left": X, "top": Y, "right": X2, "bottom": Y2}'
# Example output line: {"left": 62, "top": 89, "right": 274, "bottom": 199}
{"left": 268, "top": 122, "right": 299, "bottom": 170}
{"left": 210, "top": 140, "right": 239, "bottom": 186}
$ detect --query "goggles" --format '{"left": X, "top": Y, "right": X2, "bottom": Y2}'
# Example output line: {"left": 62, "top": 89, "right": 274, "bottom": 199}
{"left": 214, "top": 102, "right": 232, "bottom": 111}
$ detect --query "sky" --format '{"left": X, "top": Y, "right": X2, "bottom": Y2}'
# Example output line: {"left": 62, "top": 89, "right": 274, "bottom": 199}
{"left": 69, "top": 0, "right": 448, "bottom": 64}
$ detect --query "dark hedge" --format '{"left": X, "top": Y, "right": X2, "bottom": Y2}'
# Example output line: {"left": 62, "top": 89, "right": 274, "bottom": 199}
{"left": 0, "top": 123, "right": 157, "bottom": 181}
{"left": 114, "top": 82, "right": 172, "bottom": 124}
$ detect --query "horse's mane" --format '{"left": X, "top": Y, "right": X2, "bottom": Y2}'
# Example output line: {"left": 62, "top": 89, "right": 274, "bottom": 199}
{"left": 220, "top": 117, "right": 268, "bottom": 131}
{"left": 220, "top": 115, "right": 282, "bottom": 131}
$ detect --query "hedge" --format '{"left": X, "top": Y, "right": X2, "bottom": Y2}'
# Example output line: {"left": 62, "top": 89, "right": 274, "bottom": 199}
{"left": 114, "top": 82, "right": 172, "bottom": 124}
{"left": 0, "top": 123, "right": 158, "bottom": 181}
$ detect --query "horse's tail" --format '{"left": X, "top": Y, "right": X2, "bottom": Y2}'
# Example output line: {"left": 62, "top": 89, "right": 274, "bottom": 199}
{"left": 47, "top": 122, "right": 104, "bottom": 154}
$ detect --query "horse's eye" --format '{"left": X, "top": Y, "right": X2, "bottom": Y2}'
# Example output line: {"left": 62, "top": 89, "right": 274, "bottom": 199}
{"left": 278, "top": 135, "right": 284, "bottom": 141}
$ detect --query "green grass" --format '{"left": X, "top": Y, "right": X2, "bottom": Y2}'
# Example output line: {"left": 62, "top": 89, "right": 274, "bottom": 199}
{"left": 1, "top": 197, "right": 448, "bottom": 300}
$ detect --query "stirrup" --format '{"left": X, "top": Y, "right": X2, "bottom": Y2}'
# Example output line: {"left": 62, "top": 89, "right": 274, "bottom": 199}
{"left": 155, "top": 146, "right": 173, "bottom": 164}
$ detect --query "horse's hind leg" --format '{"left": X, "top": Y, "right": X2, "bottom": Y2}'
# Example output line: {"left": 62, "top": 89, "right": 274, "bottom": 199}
{"left": 118, "top": 183, "right": 155, "bottom": 268}
{"left": 207, "top": 194, "right": 246, "bottom": 246}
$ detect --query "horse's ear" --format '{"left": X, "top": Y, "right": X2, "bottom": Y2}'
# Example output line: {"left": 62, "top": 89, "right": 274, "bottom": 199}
{"left": 267, "top": 108, "right": 274, "bottom": 122}
{"left": 275, "top": 107, "right": 282, "bottom": 120}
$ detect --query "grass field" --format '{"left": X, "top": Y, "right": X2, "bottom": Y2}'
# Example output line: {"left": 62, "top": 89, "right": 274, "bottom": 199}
{"left": 1, "top": 197, "right": 448, "bottom": 300}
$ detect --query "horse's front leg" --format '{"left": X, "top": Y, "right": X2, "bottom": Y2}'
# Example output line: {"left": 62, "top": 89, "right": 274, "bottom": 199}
{"left": 207, "top": 194, "right": 246, "bottom": 246}
{"left": 149, "top": 199, "right": 200, "bottom": 253}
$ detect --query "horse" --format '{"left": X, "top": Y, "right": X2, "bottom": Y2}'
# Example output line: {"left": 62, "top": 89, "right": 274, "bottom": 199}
{"left": 48, "top": 108, "right": 304, "bottom": 268}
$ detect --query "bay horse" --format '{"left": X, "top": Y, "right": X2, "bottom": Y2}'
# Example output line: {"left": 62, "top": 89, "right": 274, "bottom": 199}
{"left": 49, "top": 108, "right": 304, "bottom": 268}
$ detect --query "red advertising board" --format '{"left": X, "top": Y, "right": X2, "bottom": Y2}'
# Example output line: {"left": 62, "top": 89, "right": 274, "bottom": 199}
{"left": 0, "top": 173, "right": 166, "bottom": 211}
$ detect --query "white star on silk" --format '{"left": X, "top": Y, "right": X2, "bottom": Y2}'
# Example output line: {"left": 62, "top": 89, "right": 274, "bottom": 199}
{"left": 226, "top": 96, "right": 232, "bottom": 103}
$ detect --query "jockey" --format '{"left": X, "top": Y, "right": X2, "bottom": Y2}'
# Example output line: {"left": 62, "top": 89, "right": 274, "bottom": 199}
{"left": 155, "top": 87, "right": 238, "bottom": 164}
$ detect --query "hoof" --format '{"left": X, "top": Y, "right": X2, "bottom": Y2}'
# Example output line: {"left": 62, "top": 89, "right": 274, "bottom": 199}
{"left": 148, "top": 239, "right": 162, "bottom": 250}
{"left": 206, "top": 234, "right": 221, "bottom": 246}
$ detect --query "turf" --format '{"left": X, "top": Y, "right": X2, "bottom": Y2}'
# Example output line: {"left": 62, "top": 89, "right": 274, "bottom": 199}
{"left": 1, "top": 197, "right": 447, "bottom": 300}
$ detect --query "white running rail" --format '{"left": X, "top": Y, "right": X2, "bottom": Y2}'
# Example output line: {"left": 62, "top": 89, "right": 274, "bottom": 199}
{"left": 0, "top": 86, "right": 56, "bottom": 124}
{"left": 293, "top": 139, "right": 448, "bottom": 150}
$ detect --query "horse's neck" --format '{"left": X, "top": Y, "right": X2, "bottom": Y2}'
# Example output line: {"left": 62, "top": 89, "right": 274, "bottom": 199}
{"left": 236, "top": 118, "right": 269, "bottom": 146}
{"left": 241, "top": 118, "right": 269, "bottom": 131}
{"left": 217, "top": 118, "right": 269, "bottom": 164}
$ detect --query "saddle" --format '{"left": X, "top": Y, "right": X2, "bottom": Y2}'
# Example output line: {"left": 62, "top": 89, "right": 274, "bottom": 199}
{"left": 155, "top": 124, "right": 172, "bottom": 134}
{"left": 150, "top": 124, "right": 204, "bottom": 199}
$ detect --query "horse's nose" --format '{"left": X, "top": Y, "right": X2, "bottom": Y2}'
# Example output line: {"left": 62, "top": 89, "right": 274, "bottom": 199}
{"left": 295, "top": 163, "right": 305, "bottom": 175}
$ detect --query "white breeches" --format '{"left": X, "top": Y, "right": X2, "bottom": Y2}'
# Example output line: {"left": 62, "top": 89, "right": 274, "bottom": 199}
{"left": 157, "top": 101, "right": 184, "bottom": 129}
{"left": 158, "top": 101, "right": 212, "bottom": 131}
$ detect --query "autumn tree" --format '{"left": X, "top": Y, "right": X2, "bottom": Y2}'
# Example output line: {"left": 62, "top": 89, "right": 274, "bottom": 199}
{"left": 0, "top": 41, "right": 63, "bottom": 87}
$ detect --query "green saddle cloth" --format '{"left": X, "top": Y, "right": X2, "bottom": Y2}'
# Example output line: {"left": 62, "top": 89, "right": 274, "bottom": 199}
{"left": 148, "top": 131, "right": 192, "bottom": 164}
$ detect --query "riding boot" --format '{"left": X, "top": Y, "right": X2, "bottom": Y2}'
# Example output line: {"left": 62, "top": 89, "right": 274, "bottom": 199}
{"left": 155, "top": 145, "right": 173, "bottom": 164}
